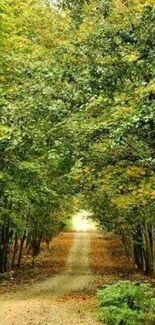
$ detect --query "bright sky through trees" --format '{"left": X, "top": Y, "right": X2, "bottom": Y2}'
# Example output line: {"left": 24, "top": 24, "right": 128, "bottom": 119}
{"left": 72, "top": 211, "right": 96, "bottom": 232}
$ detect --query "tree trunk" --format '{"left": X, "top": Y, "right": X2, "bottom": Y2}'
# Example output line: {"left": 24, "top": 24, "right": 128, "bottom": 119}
{"left": 0, "top": 224, "right": 5, "bottom": 273}
{"left": 4, "top": 223, "right": 11, "bottom": 272}
{"left": 17, "top": 232, "right": 26, "bottom": 268}
{"left": 133, "top": 226, "right": 144, "bottom": 272}
{"left": 11, "top": 233, "right": 18, "bottom": 268}
{"left": 143, "top": 221, "right": 154, "bottom": 276}
{"left": 26, "top": 232, "right": 32, "bottom": 249}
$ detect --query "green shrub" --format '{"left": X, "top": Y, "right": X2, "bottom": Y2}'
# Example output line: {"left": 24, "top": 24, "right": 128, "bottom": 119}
{"left": 97, "top": 281, "right": 155, "bottom": 325}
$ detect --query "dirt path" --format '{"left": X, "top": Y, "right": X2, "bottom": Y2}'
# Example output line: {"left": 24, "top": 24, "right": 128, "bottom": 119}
{"left": 0, "top": 232, "right": 100, "bottom": 325}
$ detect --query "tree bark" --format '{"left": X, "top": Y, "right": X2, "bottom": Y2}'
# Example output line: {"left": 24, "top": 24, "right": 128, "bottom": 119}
{"left": 11, "top": 233, "right": 18, "bottom": 268}
{"left": 17, "top": 232, "right": 26, "bottom": 268}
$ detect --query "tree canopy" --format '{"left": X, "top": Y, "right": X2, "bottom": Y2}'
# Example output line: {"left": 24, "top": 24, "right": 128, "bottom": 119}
{"left": 0, "top": 0, "right": 155, "bottom": 275}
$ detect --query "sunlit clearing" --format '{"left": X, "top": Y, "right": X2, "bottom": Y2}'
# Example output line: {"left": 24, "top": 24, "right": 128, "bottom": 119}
{"left": 72, "top": 210, "right": 96, "bottom": 232}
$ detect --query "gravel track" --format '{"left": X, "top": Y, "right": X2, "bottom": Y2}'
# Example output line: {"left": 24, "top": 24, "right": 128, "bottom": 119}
{"left": 0, "top": 232, "right": 100, "bottom": 325}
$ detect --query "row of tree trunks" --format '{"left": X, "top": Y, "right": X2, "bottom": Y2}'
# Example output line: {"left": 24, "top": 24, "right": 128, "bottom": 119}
{"left": 0, "top": 227, "right": 46, "bottom": 273}
{"left": 0, "top": 225, "right": 53, "bottom": 273}
{"left": 120, "top": 222, "right": 154, "bottom": 276}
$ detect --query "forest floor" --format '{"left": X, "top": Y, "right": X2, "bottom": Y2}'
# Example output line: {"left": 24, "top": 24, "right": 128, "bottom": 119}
{"left": 0, "top": 232, "right": 74, "bottom": 292}
{"left": 0, "top": 231, "right": 148, "bottom": 325}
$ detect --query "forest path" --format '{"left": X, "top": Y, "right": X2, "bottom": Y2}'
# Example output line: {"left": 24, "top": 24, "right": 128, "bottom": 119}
{"left": 0, "top": 232, "right": 100, "bottom": 325}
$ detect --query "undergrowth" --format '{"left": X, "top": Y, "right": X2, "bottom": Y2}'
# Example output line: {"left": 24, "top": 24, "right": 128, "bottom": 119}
{"left": 97, "top": 281, "right": 155, "bottom": 325}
